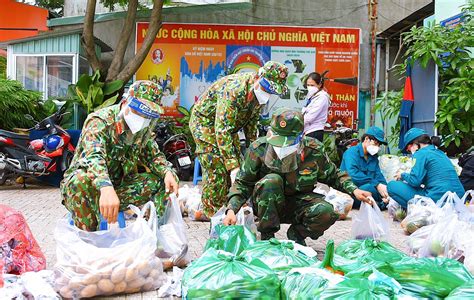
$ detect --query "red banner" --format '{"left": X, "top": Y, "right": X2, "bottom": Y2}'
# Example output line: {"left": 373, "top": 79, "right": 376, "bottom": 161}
{"left": 136, "top": 23, "right": 360, "bottom": 128}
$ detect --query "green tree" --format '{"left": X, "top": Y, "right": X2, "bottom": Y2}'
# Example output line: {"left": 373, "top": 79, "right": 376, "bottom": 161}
{"left": 83, "top": 0, "right": 170, "bottom": 84}
{"left": 35, "top": 0, "right": 64, "bottom": 16}
{"left": 401, "top": 2, "right": 474, "bottom": 152}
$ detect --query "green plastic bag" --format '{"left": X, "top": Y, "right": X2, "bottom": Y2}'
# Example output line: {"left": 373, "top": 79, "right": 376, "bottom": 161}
{"left": 182, "top": 248, "right": 280, "bottom": 299}
{"left": 280, "top": 267, "right": 344, "bottom": 300}
{"left": 318, "top": 277, "right": 396, "bottom": 299}
{"left": 445, "top": 280, "right": 474, "bottom": 299}
{"left": 318, "top": 240, "right": 361, "bottom": 276}
{"left": 204, "top": 225, "right": 256, "bottom": 255}
{"left": 375, "top": 257, "right": 473, "bottom": 298}
{"left": 241, "top": 238, "right": 316, "bottom": 276}
{"left": 336, "top": 239, "right": 407, "bottom": 263}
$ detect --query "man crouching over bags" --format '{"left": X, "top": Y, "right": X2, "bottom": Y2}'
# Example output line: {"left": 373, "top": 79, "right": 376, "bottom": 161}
{"left": 60, "top": 80, "right": 179, "bottom": 232}
{"left": 222, "top": 108, "right": 372, "bottom": 245}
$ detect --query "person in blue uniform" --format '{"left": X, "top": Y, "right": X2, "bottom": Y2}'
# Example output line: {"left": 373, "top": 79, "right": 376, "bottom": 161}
{"left": 340, "top": 126, "right": 389, "bottom": 209}
{"left": 387, "top": 128, "right": 465, "bottom": 208}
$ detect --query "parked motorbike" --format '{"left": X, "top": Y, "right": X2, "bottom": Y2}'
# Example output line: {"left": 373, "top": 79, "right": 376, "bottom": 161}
{"left": 330, "top": 122, "right": 359, "bottom": 161}
{"left": 154, "top": 122, "right": 193, "bottom": 181}
{"left": 0, "top": 106, "right": 75, "bottom": 185}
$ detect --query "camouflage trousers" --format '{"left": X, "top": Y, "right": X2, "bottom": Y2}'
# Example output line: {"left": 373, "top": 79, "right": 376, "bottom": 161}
{"left": 253, "top": 174, "right": 339, "bottom": 241}
{"left": 197, "top": 151, "right": 231, "bottom": 217}
{"left": 60, "top": 169, "right": 167, "bottom": 231}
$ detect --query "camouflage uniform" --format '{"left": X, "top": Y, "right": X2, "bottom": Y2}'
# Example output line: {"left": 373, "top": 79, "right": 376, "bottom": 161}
{"left": 190, "top": 61, "right": 289, "bottom": 217}
{"left": 60, "top": 81, "right": 175, "bottom": 231}
{"left": 227, "top": 109, "right": 358, "bottom": 244}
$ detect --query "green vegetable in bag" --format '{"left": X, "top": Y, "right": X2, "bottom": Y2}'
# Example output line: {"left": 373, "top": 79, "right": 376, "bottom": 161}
{"left": 204, "top": 225, "right": 256, "bottom": 255}
{"left": 281, "top": 267, "right": 345, "bottom": 300}
{"left": 318, "top": 277, "right": 395, "bottom": 299}
{"left": 241, "top": 238, "right": 316, "bottom": 277}
{"left": 182, "top": 248, "right": 280, "bottom": 299}
{"left": 445, "top": 280, "right": 474, "bottom": 299}
{"left": 318, "top": 240, "right": 361, "bottom": 276}
{"left": 375, "top": 257, "right": 473, "bottom": 298}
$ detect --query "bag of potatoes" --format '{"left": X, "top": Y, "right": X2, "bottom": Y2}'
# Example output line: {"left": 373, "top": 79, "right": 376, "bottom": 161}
{"left": 54, "top": 202, "right": 167, "bottom": 298}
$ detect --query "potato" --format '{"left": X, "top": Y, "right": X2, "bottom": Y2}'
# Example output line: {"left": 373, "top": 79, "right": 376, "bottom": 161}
{"left": 128, "top": 277, "right": 146, "bottom": 289}
{"left": 142, "top": 277, "right": 154, "bottom": 291}
{"left": 59, "top": 286, "right": 73, "bottom": 298}
{"left": 113, "top": 281, "right": 127, "bottom": 293}
{"left": 125, "top": 286, "right": 141, "bottom": 293}
{"left": 111, "top": 267, "right": 126, "bottom": 283}
{"left": 125, "top": 268, "right": 139, "bottom": 281}
{"left": 97, "top": 279, "right": 115, "bottom": 293}
{"left": 82, "top": 273, "right": 101, "bottom": 285}
{"left": 75, "top": 266, "right": 89, "bottom": 274}
{"left": 137, "top": 261, "right": 152, "bottom": 277}
{"left": 80, "top": 284, "right": 98, "bottom": 298}
{"left": 149, "top": 269, "right": 160, "bottom": 280}
{"left": 68, "top": 276, "right": 83, "bottom": 290}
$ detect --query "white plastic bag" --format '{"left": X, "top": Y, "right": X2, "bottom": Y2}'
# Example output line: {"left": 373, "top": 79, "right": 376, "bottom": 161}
{"left": 236, "top": 206, "right": 258, "bottom": 235}
{"left": 387, "top": 198, "right": 406, "bottom": 222}
{"left": 325, "top": 188, "right": 354, "bottom": 220}
{"left": 418, "top": 213, "right": 469, "bottom": 260}
{"left": 400, "top": 196, "right": 440, "bottom": 234}
{"left": 157, "top": 266, "right": 184, "bottom": 298}
{"left": 406, "top": 224, "right": 435, "bottom": 257}
{"left": 209, "top": 206, "right": 257, "bottom": 239}
{"left": 352, "top": 201, "right": 390, "bottom": 241}
{"left": 379, "top": 155, "right": 414, "bottom": 182}
{"left": 54, "top": 201, "right": 165, "bottom": 298}
{"left": 21, "top": 271, "right": 60, "bottom": 299}
{"left": 155, "top": 195, "right": 190, "bottom": 266}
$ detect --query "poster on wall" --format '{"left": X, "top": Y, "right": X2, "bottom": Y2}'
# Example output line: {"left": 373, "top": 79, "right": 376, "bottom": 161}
{"left": 136, "top": 23, "right": 360, "bottom": 128}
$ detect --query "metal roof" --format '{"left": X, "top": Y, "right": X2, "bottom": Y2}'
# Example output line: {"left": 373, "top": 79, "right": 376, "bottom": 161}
{"left": 48, "top": 1, "right": 252, "bottom": 27}
{"left": 0, "top": 28, "right": 112, "bottom": 52}
{"left": 378, "top": 1, "right": 435, "bottom": 38}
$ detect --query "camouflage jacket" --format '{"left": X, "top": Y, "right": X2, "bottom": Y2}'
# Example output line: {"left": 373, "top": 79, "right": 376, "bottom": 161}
{"left": 191, "top": 72, "right": 262, "bottom": 171}
{"left": 63, "top": 104, "right": 173, "bottom": 190}
{"left": 227, "top": 136, "right": 358, "bottom": 211}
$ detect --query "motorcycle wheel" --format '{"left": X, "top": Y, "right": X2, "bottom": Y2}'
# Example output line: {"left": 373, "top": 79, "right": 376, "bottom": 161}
{"left": 63, "top": 150, "right": 74, "bottom": 171}
{"left": 0, "top": 170, "right": 7, "bottom": 185}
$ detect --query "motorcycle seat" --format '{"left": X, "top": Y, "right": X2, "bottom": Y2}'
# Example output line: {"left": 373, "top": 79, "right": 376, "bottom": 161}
{"left": 0, "top": 129, "right": 30, "bottom": 146}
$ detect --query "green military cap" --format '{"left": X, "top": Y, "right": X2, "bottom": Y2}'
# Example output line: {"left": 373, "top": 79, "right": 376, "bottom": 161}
{"left": 127, "top": 80, "right": 164, "bottom": 115}
{"left": 258, "top": 61, "right": 289, "bottom": 96}
{"left": 267, "top": 108, "right": 304, "bottom": 147}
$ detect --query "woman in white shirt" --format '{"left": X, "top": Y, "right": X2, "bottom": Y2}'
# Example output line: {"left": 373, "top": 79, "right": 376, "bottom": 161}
{"left": 301, "top": 72, "right": 331, "bottom": 142}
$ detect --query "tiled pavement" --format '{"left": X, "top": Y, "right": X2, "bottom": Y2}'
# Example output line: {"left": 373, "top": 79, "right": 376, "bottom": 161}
{"left": 0, "top": 181, "right": 410, "bottom": 299}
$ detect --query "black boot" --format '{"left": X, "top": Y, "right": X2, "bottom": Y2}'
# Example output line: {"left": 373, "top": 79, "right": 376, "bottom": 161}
{"left": 287, "top": 225, "right": 307, "bottom": 246}
{"left": 260, "top": 232, "right": 275, "bottom": 240}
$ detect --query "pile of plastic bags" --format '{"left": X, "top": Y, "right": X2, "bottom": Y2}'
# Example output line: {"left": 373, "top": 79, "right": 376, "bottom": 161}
{"left": 404, "top": 191, "right": 474, "bottom": 274}
{"left": 0, "top": 270, "right": 60, "bottom": 299}
{"left": 185, "top": 232, "right": 474, "bottom": 299}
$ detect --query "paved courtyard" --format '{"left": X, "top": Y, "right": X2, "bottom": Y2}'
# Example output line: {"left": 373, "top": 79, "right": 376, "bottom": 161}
{"left": 0, "top": 181, "right": 410, "bottom": 299}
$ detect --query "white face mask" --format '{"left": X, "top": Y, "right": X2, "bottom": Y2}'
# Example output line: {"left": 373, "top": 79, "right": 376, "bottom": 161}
{"left": 367, "top": 145, "right": 380, "bottom": 156}
{"left": 122, "top": 108, "right": 151, "bottom": 134}
{"left": 306, "top": 86, "right": 319, "bottom": 98}
{"left": 254, "top": 82, "right": 280, "bottom": 105}
{"left": 273, "top": 144, "right": 299, "bottom": 160}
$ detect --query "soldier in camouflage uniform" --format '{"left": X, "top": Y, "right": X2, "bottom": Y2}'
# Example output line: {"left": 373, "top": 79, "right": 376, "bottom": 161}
{"left": 190, "top": 61, "right": 289, "bottom": 217}
{"left": 223, "top": 108, "right": 373, "bottom": 245}
{"left": 60, "top": 80, "right": 179, "bottom": 231}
